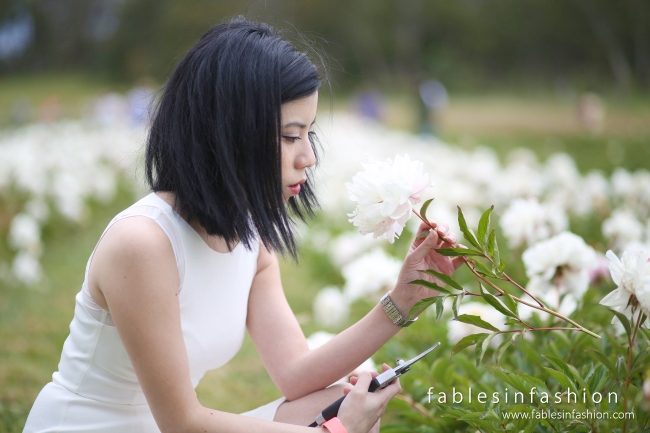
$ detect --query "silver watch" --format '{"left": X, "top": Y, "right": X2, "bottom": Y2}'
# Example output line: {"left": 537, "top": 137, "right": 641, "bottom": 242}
{"left": 380, "top": 292, "right": 417, "bottom": 327}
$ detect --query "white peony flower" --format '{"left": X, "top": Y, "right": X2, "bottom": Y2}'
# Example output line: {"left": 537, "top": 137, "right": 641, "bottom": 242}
{"left": 346, "top": 154, "right": 431, "bottom": 243}
{"left": 499, "top": 198, "right": 568, "bottom": 249}
{"left": 522, "top": 232, "right": 597, "bottom": 298}
{"left": 602, "top": 209, "right": 644, "bottom": 249}
{"left": 313, "top": 286, "right": 350, "bottom": 329}
{"left": 600, "top": 249, "right": 650, "bottom": 318}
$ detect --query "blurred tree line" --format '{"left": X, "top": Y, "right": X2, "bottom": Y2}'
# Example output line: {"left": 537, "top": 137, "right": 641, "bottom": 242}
{"left": 0, "top": 0, "right": 648, "bottom": 94}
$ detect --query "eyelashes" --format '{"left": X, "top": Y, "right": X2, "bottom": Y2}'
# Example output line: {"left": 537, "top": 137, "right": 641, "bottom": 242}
{"left": 283, "top": 131, "right": 317, "bottom": 144}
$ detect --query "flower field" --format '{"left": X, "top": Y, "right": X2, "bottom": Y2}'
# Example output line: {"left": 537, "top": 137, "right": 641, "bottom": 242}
{"left": 1, "top": 97, "right": 650, "bottom": 432}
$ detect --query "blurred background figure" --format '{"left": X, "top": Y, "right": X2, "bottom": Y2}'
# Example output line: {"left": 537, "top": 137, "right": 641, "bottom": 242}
{"left": 576, "top": 92, "right": 606, "bottom": 134}
{"left": 352, "top": 90, "right": 384, "bottom": 122}
{"left": 126, "top": 78, "right": 156, "bottom": 126}
{"left": 91, "top": 91, "right": 129, "bottom": 126}
{"left": 418, "top": 79, "right": 448, "bottom": 136}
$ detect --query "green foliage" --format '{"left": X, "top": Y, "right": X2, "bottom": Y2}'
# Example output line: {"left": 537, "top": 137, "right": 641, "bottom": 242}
{"left": 385, "top": 204, "right": 649, "bottom": 432}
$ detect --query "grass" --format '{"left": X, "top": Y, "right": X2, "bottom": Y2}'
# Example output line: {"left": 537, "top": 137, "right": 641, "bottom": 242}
{"left": 1, "top": 73, "right": 649, "bottom": 431}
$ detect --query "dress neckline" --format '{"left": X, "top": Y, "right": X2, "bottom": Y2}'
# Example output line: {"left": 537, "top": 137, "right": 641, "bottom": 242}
{"left": 149, "top": 192, "right": 241, "bottom": 255}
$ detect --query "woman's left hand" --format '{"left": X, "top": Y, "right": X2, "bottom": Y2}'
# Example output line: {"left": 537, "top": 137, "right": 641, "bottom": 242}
{"left": 390, "top": 220, "right": 465, "bottom": 316}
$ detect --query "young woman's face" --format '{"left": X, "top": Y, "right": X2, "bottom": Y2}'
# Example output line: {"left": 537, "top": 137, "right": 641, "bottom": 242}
{"left": 280, "top": 92, "right": 318, "bottom": 202}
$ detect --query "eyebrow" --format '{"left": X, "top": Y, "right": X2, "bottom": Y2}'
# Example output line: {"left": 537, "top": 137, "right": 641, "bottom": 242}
{"left": 282, "top": 117, "right": 317, "bottom": 129}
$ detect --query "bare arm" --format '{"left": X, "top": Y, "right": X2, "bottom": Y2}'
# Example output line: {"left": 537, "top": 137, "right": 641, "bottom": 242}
{"left": 247, "top": 222, "right": 461, "bottom": 401}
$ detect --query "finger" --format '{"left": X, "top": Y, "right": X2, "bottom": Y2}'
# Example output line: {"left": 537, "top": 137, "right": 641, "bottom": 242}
{"left": 384, "top": 377, "right": 402, "bottom": 397}
{"left": 343, "top": 385, "right": 353, "bottom": 395}
{"left": 349, "top": 376, "right": 358, "bottom": 385}
{"left": 435, "top": 223, "right": 449, "bottom": 238}
{"left": 452, "top": 256, "right": 465, "bottom": 270}
{"left": 352, "top": 371, "right": 372, "bottom": 394}
{"left": 410, "top": 229, "right": 440, "bottom": 261}
{"left": 381, "top": 363, "right": 391, "bottom": 372}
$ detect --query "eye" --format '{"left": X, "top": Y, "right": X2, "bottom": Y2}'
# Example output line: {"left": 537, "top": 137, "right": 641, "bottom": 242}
{"left": 282, "top": 136, "right": 300, "bottom": 143}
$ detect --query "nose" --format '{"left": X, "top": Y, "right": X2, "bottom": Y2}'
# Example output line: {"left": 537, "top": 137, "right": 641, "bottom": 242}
{"left": 296, "top": 137, "right": 316, "bottom": 169}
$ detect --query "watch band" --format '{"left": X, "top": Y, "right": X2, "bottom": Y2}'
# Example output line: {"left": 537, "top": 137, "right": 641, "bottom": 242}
{"left": 380, "top": 292, "right": 417, "bottom": 327}
{"left": 322, "top": 417, "right": 348, "bottom": 433}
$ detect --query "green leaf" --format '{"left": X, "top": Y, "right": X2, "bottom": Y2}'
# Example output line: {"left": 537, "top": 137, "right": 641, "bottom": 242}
{"left": 478, "top": 205, "right": 494, "bottom": 247}
{"left": 456, "top": 314, "right": 500, "bottom": 332}
{"left": 610, "top": 309, "right": 632, "bottom": 341}
{"left": 472, "top": 260, "right": 497, "bottom": 277}
{"left": 481, "top": 286, "right": 518, "bottom": 318}
{"left": 504, "top": 318, "right": 519, "bottom": 326}
{"left": 501, "top": 290, "right": 518, "bottom": 316}
{"left": 476, "top": 332, "right": 497, "bottom": 367}
{"left": 451, "top": 291, "right": 464, "bottom": 319}
{"left": 543, "top": 355, "right": 584, "bottom": 389}
{"left": 435, "top": 248, "right": 484, "bottom": 257}
{"left": 488, "top": 366, "right": 529, "bottom": 394}
{"left": 543, "top": 367, "right": 575, "bottom": 390}
{"left": 490, "top": 230, "right": 501, "bottom": 271}
{"left": 435, "top": 296, "right": 445, "bottom": 322}
{"left": 451, "top": 333, "right": 488, "bottom": 357}
{"left": 586, "top": 350, "right": 618, "bottom": 379}
{"left": 407, "top": 297, "right": 438, "bottom": 320}
{"left": 495, "top": 337, "right": 513, "bottom": 365}
{"left": 457, "top": 206, "right": 481, "bottom": 250}
{"left": 422, "top": 269, "right": 464, "bottom": 291}
{"left": 415, "top": 230, "right": 429, "bottom": 241}
{"left": 408, "top": 279, "right": 453, "bottom": 295}
{"left": 631, "top": 350, "right": 650, "bottom": 376}
{"left": 419, "top": 198, "right": 434, "bottom": 222}
{"left": 487, "top": 229, "right": 496, "bottom": 257}
{"left": 587, "top": 364, "right": 609, "bottom": 393}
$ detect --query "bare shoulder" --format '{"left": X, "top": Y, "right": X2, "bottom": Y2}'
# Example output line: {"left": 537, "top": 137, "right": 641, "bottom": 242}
{"left": 89, "top": 216, "right": 179, "bottom": 303}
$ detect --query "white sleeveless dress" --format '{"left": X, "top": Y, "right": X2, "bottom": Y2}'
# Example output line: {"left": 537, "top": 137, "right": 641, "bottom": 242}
{"left": 23, "top": 192, "right": 286, "bottom": 432}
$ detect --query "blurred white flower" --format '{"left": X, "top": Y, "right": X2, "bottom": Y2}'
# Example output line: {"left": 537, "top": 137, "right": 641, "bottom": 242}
{"left": 519, "top": 289, "right": 579, "bottom": 319}
{"left": 572, "top": 172, "right": 610, "bottom": 217}
{"left": 306, "top": 331, "right": 376, "bottom": 382}
{"left": 24, "top": 197, "right": 50, "bottom": 223}
{"left": 313, "top": 286, "right": 350, "bottom": 329}
{"left": 8, "top": 213, "right": 41, "bottom": 253}
{"left": 522, "top": 232, "right": 597, "bottom": 298}
{"left": 328, "top": 231, "right": 377, "bottom": 267}
{"left": 346, "top": 154, "right": 431, "bottom": 243}
{"left": 13, "top": 251, "right": 43, "bottom": 285}
{"left": 499, "top": 198, "right": 568, "bottom": 249}
{"left": 447, "top": 302, "right": 505, "bottom": 347}
{"left": 602, "top": 209, "right": 644, "bottom": 249}
{"left": 341, "top": 247, "right": 402, "bottom": 302}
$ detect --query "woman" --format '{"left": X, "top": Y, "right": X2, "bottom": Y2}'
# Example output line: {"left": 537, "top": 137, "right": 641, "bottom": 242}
{"left": 24, "top": 17, "right": 460, "bottom": 433}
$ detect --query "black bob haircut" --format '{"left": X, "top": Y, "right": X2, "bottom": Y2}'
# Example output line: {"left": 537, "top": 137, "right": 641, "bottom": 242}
{"left": 145, "top": 16, "right": 326, "bottom": 259}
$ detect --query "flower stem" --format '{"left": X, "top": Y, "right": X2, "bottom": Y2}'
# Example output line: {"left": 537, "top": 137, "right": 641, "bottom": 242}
{"left": 623, "top": 311, "right": 644, "bottom": 433}
{"left": 410, "top": 208, "right": 601, "bottom": 339}
{"left": 502, "top": 271, "right": 546, "bottom": 309}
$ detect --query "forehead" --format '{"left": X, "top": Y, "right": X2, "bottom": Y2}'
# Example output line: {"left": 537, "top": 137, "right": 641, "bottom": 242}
{"left": 281, "top": 92, "right": 318, "bottom": 126}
